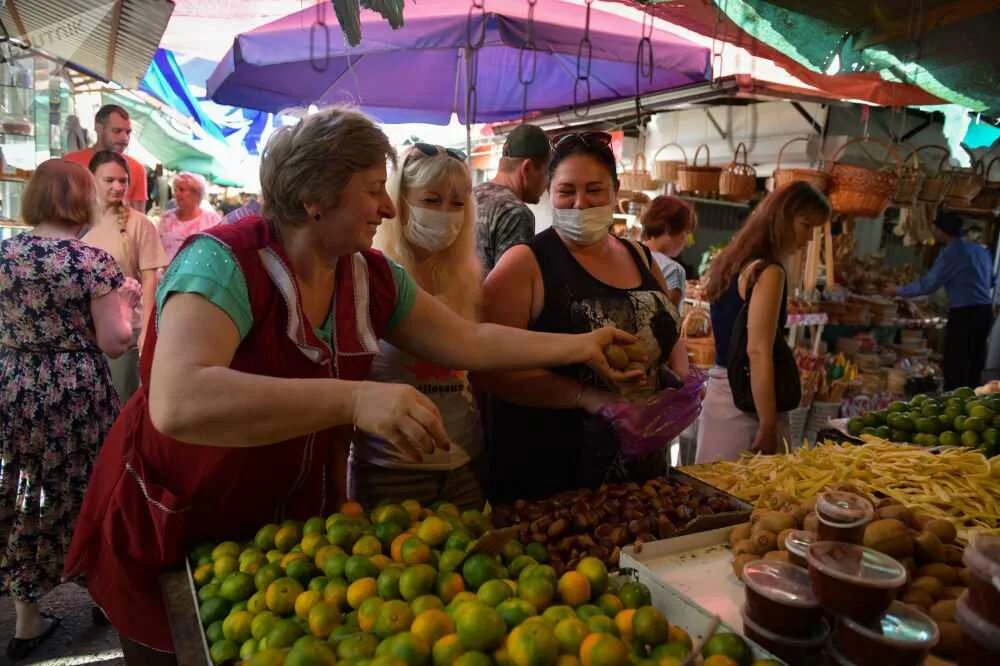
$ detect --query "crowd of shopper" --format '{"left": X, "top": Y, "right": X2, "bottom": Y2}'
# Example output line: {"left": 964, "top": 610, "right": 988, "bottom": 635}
{"left": 0, "top": 103, "right": 844, "bottom": 663}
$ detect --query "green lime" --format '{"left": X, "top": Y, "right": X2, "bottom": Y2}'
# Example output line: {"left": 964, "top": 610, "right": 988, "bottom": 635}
{"left": 938, "top": 414, "right": 954, "bottom": 430}
{"left": 891, "top": 429, "right": 911, "bottom": 443}
{"left": 920, "top": 403, "right": 939, "bottom": 418}
{"left": 887, "top": 401, "right": 908, "bottom": 413}
{"left": 200, "top": 597, "right": 231, "bottom": 627}
{"left": 982, "top": 428, "right": 999, "bottom": 447}
{"left": 206, "top": 620, "right": 225, "bottom": 644}
{"left": 862, "top": 427, "right": 877, "bottom": 436}
{"left": 524, "top": 543, "right": 549, "bottom": 564}
{"left": 847, "top": 417, "right": 865, "bottom": 436}
{"left": 915, "top": 417, "right": 938, "bottom": 434}
{"left": 961, "top": 430, "right": 980, "bottom": 448}
{"left": 702, "top": 632, "right": 752, "bottom": 666}
{"left": 939, "top": 431, "right": 960, "bottom": 447}
{"left": 954, "top": 415, "right": 968, "bottom": 431}
{"left": 954, "top": 387, "right": 976, "bottom": 400}
{"left": 970, "top": 405, "right": 995, "bottom": 421}
{"left": 210, "top": 639, "right": 240, "bottom": 665}
{"left": 875, "top": 425, "right": 891, "bottom": 439}
{"left": 965, "top": 400, "right": 985, "bottom": 416}
{"left": 966, "top": 416, "right": 987, "bottom": 433}
{"left": 887, "top": 414, "right": 915, "bottom": 431}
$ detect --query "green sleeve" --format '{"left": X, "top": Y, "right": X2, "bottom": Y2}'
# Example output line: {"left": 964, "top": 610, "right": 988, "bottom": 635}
{"left": 155, "top": 236, "right": 253, "bottom": 340}
{"left": 386, "top": 259, "right": 417, "bottom": 331}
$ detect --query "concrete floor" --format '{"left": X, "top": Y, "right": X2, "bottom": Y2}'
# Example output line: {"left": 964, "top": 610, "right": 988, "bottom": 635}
{"left": 0, "top": 585, "right": 122, "bottom": 666}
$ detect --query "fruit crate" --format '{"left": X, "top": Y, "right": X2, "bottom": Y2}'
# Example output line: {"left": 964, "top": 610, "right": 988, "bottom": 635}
{"left": 162, "top": 560, "right": 214, "bottom": 665}
{"left": 619, "top": 527, "right": 954, "bottom": 666}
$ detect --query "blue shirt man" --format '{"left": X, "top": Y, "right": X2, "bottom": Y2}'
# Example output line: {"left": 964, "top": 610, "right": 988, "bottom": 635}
{"left": 891, "top": 212, "right": 994, "bottom": 389}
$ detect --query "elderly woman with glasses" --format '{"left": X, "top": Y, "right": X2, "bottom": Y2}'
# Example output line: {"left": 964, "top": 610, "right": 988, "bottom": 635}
{"left": 477, "top": 132, "right": 689, "bottom": 503}
{"left": 157, "top": 171, "right": 222, "bottom": 262}
{"left": 348, "top": 143, "right": 488, "bottom": 508}
{"left": 64, "top": 109, "right": 636, "bottom": 664}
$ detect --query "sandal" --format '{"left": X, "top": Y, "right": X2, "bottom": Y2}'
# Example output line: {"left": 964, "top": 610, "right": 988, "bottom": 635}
{"left": 6, "top": 613, "right": 61, "bottom": 661}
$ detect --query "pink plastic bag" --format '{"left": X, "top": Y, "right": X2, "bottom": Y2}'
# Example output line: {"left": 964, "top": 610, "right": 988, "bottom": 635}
{"left": 598, "top": 367, "right": 707, "bottom": 460}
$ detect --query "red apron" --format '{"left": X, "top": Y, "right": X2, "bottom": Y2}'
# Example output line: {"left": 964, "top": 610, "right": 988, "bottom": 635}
{"left": 64, "top": 216, "right": 398, "bottom": 651}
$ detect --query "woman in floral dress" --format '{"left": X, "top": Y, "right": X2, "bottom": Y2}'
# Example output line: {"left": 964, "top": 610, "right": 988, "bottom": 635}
{"left": 0, "top": 159, "right": 132, "bottom": 661}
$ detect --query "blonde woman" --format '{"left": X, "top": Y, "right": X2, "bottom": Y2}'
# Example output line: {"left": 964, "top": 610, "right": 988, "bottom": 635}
{"left": 85, "top": 151, "right": 167, "bottom": 402}
{"left": 350, "top": 143, "right": 485, "bottom": 508}
{"left": 157, "top": 171, "right": 220, "bottom": 261}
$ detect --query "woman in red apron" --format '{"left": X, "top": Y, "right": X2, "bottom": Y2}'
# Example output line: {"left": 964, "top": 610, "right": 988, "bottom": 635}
{"left": 64, "top": 107, "right": 636, "bottom": 663}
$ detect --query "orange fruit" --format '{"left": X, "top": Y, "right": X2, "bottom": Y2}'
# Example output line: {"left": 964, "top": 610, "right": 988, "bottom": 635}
{"left": 314, "top": 544, "right": 344, "bottom": 572}
{"left": 340, "top": 501, "right": 365, "bottom": 519}
{"left": 542, "top": 606, "right": 576, "bottom": 624}
{"left": 478, "top": 579, "right": 515, "bottom": 607}
{"left": 617, "top": 582, "right": 651, "bottom": 610}
{"left": 402, "top": 499, "right": 423, "bottom": 523}
{"left": 579, "top": 632, "right": 630, "bottom": 666}
{"left": 357, "top": 596, "right": 385, "bottom": 633}
{"left": 264, "top": 617, "right": 305, "bottom": 649}
{"left": 399, "top": 564, "right": 437, "bottom": 602}
{"left": 222, "top": 610, "right": 254, "bottom": 643}
{"left": 437, "top": 572, "right": 465, "bottom": 604}
{"left": 375, "top": 599, "right": 416, "bottom": 639}
{"left": 613, "top": 610, "right": 635, "bottom": 642}
{"left": 411, "top": 608, "right": 455, "bottom": 646}
{"left": 463, "top": 553, "right": 502, "bottom": 591}
{"left": 265, "top": 577, "right": 305, "bottom": 616}
{"left": 193, "top": 562, "right": 214, "bottom": 587}
{"left": 347, "top": 577, "right": 378, "bottom": 609}
{"left": 596, "top": 594, "right": 623, "bottom": 618}
{"left": 255, "top": 525, "right": 281, "bottom": 551}
{"left": 668, "top": 624, "right": 692, "bottom": 650}
{"left": 307, "top": 601, "right": 341, "bottom": 638}
{"left": 274, "top": 525, "right": 302, "bottom": 553}
{"left": 455, "top": 602, "right": 507, "bottom": 652}
{"left": 632, "top": 606, "right": 670, "bottom": 645}
{"left": 576, "top": 558, "right": 609, "bottom": 597}
{"left": 507, "top": 619, "right": 559, "bottom": 666}
{"left": 281, "top": 551, "right": 309, "bottom": 570}
{"left": 353, "top": 535, "right": 383, "bottom": 557}
{"left": 286, "top": 640, "right": 337, "bottom": 666}
{"left": 303, "top": 516, "right": 326, "bottom": 535}
{"left": 336, "top": 632, "right": 378, "bottom": 660}
{"left": 557, "top": 656, "right": 582, "bottom": 666}
{"left": 557, "top": 572, "right": 591, "bottom": 608}
{"left": 497, "top": 598, "right": 538, "bottom": 630}
{"left": 400, "top": 536, "right": 432, "bottom": 565}
{"left": 300, "top": 533, "right": 329, "bottom": 559}
{"left": 247, "top": 591, "right": 267, "bottom": 615}
{"left": 322, "top": 579, "right": 348, "bottom": 610}
{"left": 553, "top": 617, "right": 589, "bottom": 655}
{"left": 294, "top": 590, "right": 323, "bottom": 620}
{"left": 372, "top": 504, "right": 412, "bottom": 532}
{"left": 214, "top": 555, "right": 238, "bottom": 578}
{"left": 417, "top": 516, "right": 453, "bottom": 547}
{"left": 251, "top": 611, "right": 279, "bottom": 641}
{"left": 518, "top": 577, "right": 555, "bottom": 612}
{"left": 212, "top": 541, "right": 241, "bottom": 560}
{"left": 433, "top": 633, "right": 467, "bottom": 666}
{"left": 375, "top": 631, "right": 431, "bottom": 666}
{"left": 370, "top": 554, "right": 393, "bottom": 572}
{"left": 703, "top": 657, "right": 739, "bottom": 666}
{"left": 411, "top": 594, "right": 445, "bottom": 615}
{"left": 391, "top": 532, "right": 414, "bottom": 563}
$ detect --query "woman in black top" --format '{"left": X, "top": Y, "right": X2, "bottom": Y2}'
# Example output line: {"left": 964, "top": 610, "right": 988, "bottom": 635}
{"left": 477, "top": 133, "right": 688, "bottom": 501}
{"left": 695, "top": 181, "right": 830, "bottom": 462}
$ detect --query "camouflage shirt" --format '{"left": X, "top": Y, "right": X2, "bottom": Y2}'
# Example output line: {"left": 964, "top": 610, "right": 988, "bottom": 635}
{"left": 473, "top": 182, "right": 536, "bottom": 271}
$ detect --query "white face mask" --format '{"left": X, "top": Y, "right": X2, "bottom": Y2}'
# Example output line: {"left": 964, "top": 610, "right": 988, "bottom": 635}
{"left": 404, "top": 205, "right": 465, "bottom": 252}
{"left": 551, "top": 204, "right": 614, "bottom": 245}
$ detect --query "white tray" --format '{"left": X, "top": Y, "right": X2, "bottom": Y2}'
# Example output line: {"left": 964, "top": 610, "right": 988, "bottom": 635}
{"left": 618, "top": 527, "right": 783, "bottom": 663}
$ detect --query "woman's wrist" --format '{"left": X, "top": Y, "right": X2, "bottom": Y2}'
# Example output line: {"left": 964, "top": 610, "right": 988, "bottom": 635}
{"left": 577, "top": 386, "right": 614, "bottom": 414}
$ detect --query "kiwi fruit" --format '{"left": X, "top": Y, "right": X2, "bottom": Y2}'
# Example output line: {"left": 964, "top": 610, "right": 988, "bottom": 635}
{"left": 934, "top": 621, "right": 962, "bottom": 658}
{"left": 910, "top": 576, "right": 945, "bottom": 600}
{"left": 732, "top": 553, "right": 758, "bottom": 578}
{"left": 914, "top": 530, "right": 945, "bottom": 564}
{"left": 776, "top": 528, "right": 796, "bottom": 551}
{"left": 756, "top": 511, "right": 796, "bottom": 535}
{"left": 604, "top": 345, "right": 629, "bottom": 371}
{"left": 957, "top": 568, "right": 972, "bottom": 586}
{"left": 943, "top": 544, "right": 965, "bottom": 566}
{"left": 749, "top": 529, "right": 778, "bottom": 556}
{"left": 863, "top": 519, "right": 914, "bottom": 558}
{"left": 942, "top": 586, "right": 966, "bottom": 600}
{"left": 911, "top": 513, "right": 936, "bottom": 530}
{"left": 621, "top": 342, "right": 645, "bottom": 362}
{"left": 901, "top": 588, "right": 934, "bottom": 609}
{"left": 733, "top": 539, "right": 755, "bottom": 557}
{"left": 803, "top": 512, "right": 819, "bottom": 534}
{"left": 916, "top": 563, "right": 957, "bottom": 586}
{"left": 729, "top": 522, "right": 752, "bottom": 546}
{"left": 929, "top": 599, "right": 957, "bottom": 622}
{"left": 924, "top": 519, "right": 957, "bottom": 545}
{"left": 763, "top": 550, "right": 790, "bottom": 563}
{"left": 876, "top": 504, "right": 913, "bottom": 526}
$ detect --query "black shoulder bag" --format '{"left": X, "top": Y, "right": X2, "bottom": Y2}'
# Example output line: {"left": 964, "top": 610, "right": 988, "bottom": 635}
{"left": 727, "top": 265, "right": 801, "bottom": 414}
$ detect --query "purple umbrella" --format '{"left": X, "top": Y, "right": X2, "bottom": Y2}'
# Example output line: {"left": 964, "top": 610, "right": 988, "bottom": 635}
{"left": 207, "top": 0, "right": 709, "bottom": 124}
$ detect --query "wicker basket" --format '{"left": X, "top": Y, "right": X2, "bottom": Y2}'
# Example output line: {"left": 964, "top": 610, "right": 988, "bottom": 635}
{"left": 943, "top": 159, "right": 985, "bottom": 206}
{"left": 826, "top": 137, "right": 901, "bottom": 218}
{"left": 676, "top": 144, "right": 721, "bottom": 195}
{"left": 971, "top": 157, "right": 1000, "bottom": 211}
{"left": 719, "top": 142, "right": 757, "bottom": 202}
{"left": 680, "top": 307, "right": 715, "bottom": 369}
{"left": 619, "top": 153, "right": 658, "bottom": 192}
{"left": 652, "top": 143, "right": 687, "bottom": 184}
{"left": 914, "top": 145, "right": 951, "bottom": 203}
{"left": 773, "top": 137, "right": 829, "bottom": 192}
{"left": 893, "top": 145, "right": 923, "bottom": 205}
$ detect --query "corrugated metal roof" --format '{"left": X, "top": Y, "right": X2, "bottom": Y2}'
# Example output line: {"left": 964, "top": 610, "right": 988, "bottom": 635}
{"left": 0, "top": 0, "right": 174, "bottom": 87}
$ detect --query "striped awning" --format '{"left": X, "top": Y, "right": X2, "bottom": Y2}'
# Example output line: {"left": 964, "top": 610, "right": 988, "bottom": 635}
{"left": 0, "top": 0, "right": 175, "bottom": 88}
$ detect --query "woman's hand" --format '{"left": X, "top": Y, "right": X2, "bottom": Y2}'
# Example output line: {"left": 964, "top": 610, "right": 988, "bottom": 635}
{"left": 581, "top": 327, "right": 645, "bottom": 385}
{"left": 751, "top": 423, "right": 780, "bottom": 455}
{"left": 352, "top": 382, "right": 452, "bottom": 463}
{"left": 119, "top": 277, "right": 142, "bottom": 326}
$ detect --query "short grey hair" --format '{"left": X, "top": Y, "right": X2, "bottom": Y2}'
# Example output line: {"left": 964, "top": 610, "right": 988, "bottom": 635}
{"left": 259, "top": 106, "right": 396, "bottom": 225}
{"left": 172, "top": 171, "right": 207, "bottom": 201}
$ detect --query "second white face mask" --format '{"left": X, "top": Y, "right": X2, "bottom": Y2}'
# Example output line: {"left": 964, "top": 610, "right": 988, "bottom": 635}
{"left": 551, "top": 204, "right": 614, "bottom": 245}
{"left": 404, "top": 205, "right": 465, "bottom": 252}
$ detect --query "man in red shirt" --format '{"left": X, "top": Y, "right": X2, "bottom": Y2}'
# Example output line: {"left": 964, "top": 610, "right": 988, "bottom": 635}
{"left": 64, "top": 104, "right": 147, "bottom": 211}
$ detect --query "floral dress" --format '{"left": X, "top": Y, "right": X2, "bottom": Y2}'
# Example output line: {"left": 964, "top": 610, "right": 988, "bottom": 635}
{"left": 0, "top": 234, "right": 122, "bottom": 602}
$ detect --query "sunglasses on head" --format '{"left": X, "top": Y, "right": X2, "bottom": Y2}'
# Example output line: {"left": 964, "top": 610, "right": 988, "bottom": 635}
{"left": 410, "top": 142, "right": 467, "bottom": 162}
{"left": 551, "top": 131, "right": 614, "bottom": 153}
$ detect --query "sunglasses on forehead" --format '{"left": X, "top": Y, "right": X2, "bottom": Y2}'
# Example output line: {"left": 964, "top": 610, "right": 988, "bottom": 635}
{"left": 409, "top": 142, "right": 467, "bottom": 162}
{"left": 551, "top": 131, "right": 614, "bottom": 153}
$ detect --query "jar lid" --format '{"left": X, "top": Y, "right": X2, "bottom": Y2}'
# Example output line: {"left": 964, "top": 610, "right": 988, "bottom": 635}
{"left": 806, "top": 541, "right": 907, "bottom": 589}
{"left": 816, "top": 491, "right": 874, "bottom": 528}
{"left": 740, "top": 605, "right": 830, "bottom": 647}
{"left": 840, "top": 601, "right": 940, "bottom": 650}
{"left": 962, "top": 534, "right": 1000, "bottom": 591}
{"left": 955, "top": 592, "right": 1000, "bottom": 653}
{"left": 742, "top": 560, "right": 819, "bottom": 608}
{"left": 784, "top": 530, "right": 816, "bottom": 559}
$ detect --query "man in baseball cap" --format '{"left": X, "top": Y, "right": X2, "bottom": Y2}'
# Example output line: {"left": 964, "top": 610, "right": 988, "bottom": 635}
{"left": 474, "top": 124, "right": 551, "bottom": 271}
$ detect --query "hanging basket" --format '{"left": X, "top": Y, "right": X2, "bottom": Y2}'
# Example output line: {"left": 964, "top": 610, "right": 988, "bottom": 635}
{"left": 971, "top": 157, "right": 1000, "bottom": 212}
{"left": 676, "top": 144, "right": 721, "bottom": 195}
{"left": 943, "top": 158, "right": 985, "bottom": 206}
{"left": 680, "top": 307, "right": 715, "bottom": 369}
{"left": 719, "top": 142, "right": 757, "bottom": 202}
{"left": 893, "top": 145, "right": 923, "bottom": 205}
{"left": 773, "top": 137, "right": 829, "bottom": 193}
{"left": 619, "top": 153, "right": 657, "bottom": 192}
{"left": 916, "top": 145, "right": 952, "bottom": 203}
{"left": 826, "top": 137, "right": 901, "bottom": 218}
{"left": 652, "top": 143, "right": 688, "bottom": 184}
